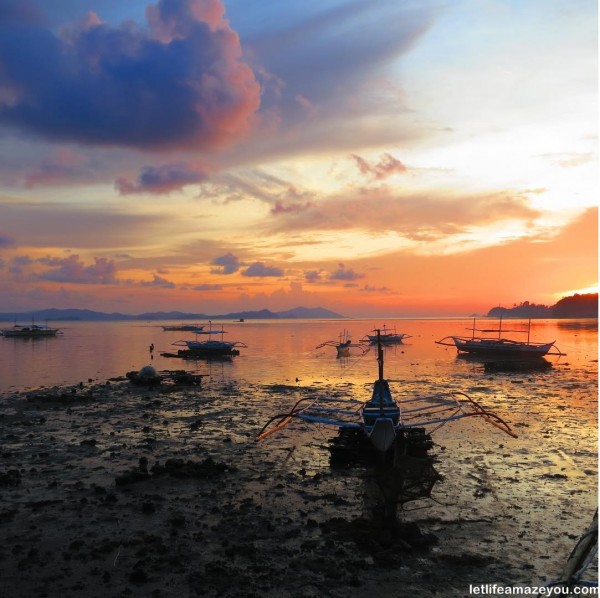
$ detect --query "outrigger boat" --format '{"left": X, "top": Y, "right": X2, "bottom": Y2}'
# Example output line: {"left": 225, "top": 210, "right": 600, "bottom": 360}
{"left": 363, "top": 325, "right": 411, "bottom": 345}
{"left": 1, "top": 323, "right": 62, "bottom": 338}
{"left": 162, "top": 324, "right": 205, "bottom": 332}
{"left": 435, "top": 318, "right": 565, "bottom": 359}
{"left": 170, "top": 322, "right": 247, "bottom": 358}
{"left": 257, "top": 330, "right": 517, "bottom": 453}
{"left": 315, "top": 329, "right": 366, "bottom": 357}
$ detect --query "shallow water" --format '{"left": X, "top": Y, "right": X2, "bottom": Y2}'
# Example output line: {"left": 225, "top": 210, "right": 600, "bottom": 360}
{"left": 0, "top": 318, "right": 597, "bottom": 394}
{"left": 0, "top": 317, "right": 597, "bottom": 594}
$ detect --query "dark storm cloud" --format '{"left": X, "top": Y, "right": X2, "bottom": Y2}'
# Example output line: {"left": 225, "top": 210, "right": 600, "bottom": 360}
{"left": 0, "top": 0, "right": 260, "bottom": 149}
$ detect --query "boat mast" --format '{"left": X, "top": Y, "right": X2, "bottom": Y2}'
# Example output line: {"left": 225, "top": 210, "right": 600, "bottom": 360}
{"left": 376, "top": 329, "right": 385, "bottom": 415}
{"left": 377, "top": 329, "right": 384, "bottom": 381}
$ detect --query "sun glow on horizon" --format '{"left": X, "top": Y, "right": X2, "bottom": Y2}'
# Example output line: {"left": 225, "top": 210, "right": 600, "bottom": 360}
{"left": 554, "top": 286, "right": 599, "bottom": 301}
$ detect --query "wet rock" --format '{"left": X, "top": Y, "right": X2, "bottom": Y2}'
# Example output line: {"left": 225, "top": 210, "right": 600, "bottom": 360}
{"left": 115, "top": 470, "right": 151, "bottom": 486}
{"left": 129, "top": 568, "right": 148, "bottom": 584}
{"left": 0, "top": 469, "right": 21, "bottom": 487}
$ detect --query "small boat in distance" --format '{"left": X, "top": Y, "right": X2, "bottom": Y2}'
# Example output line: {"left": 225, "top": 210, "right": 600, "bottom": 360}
{"left": 162, "top": 324, "right": 205, "bottom": 332}
{"left": 435, "top": 318, "right": 565, "bottom": 359}
{"left": 1, "top": 323, "right": 62, "bottom": 338}
{"left": 363, "top": 325, "right": 411, "bottom": 344}
{"left": 316, "top": 329, "right": 366, "bottom": 357}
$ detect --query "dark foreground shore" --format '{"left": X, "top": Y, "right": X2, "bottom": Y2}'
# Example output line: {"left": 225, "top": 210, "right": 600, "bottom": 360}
{"left": 0, "top": 371, "right": 597, "bottom": 597}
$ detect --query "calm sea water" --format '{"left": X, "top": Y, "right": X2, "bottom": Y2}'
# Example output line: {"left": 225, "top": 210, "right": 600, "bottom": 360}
{"left": 0, "top": 318, "right": 596, "bottom": 395}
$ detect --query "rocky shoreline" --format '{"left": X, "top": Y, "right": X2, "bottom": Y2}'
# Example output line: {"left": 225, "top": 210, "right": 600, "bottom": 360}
{"left": 0, "top": 373, "right": 597, "bottom": 596}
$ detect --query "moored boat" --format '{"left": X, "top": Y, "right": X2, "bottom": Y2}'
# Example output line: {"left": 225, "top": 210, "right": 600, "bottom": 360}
{"left": 436, "top": 318, "right": 564, "bottom": 358}
{"left": 162, "top": 324, "right": 205, "bottom": 332}
{"left": 1, "top": 324, "right": 62, "bottom": 338}
{"left": 257, "top": 329, "right": 517, "bottom": 453}
{"left": 316, "top": 329, "right": 365, "bottom": 357}
{"left": 360, "top": 332, "right": 401, "bottom": 451}
{"left": 171, "top": 322, "right": 247, "bottom": 358}
{"left": 363, "top": 325, "right": 411, "bottom": 344}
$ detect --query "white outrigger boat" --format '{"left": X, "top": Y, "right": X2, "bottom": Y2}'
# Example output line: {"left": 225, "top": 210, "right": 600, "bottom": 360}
{"left": 435, "top": 318, "right": 564, "bottom": 359}
{"left": 257, "top": 330, "right": 517, "bottom": 452}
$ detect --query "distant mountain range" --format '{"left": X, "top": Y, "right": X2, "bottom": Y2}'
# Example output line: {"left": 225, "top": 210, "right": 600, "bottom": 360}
{"left": 0, "top": 306, "right": 345, "bottom": 322}
{"left": 488, "top": 293, "right": 598, "bottom": 319}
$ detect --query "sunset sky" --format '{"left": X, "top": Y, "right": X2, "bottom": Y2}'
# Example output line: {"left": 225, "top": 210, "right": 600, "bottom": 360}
{"left": 0, "top": 0, "right": 597, "bottom": 317}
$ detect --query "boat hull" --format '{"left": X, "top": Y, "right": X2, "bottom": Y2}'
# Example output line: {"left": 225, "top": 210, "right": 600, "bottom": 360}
{"left": 451, "top": 337, "right": 554, "bottom": 358}
{"left": 366, "top": 334, "right": 408, "bottom": 344}
{"left": 184, "top": 340, "right": 237, "bottom": 356}
{"left": 1, "top": 326, "right": 60, "bottom": 338}
{"left": 362, "top": 379, "right": 401, "bottom": 451}
{"left": 336, "top": 341, "right": 352, "bottom": 356}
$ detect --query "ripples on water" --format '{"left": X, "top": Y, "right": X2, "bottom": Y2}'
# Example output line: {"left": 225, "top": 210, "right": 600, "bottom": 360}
{"left": 0, "top": 318, "right": 597, "bottom": 395}
{"left": 0, "top": 317, "right": 597, "bottom": 585}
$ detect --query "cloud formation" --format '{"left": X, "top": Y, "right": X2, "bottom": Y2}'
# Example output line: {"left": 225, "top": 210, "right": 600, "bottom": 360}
{"left": 242, "top": 262, "right": 284, "bottom": 277}
{"left": 329, "top": 263, "right": 364, "bottom": 281}
{"left": 352, "top": 153, "right": 407, "bottom": 179}
{"left": 191, "top": 283, "right": 222, "bottom": 291}
{"left": 211, "top": 252, "right": 241, "bottom": 275}
{"left": 268, "top": 187, "right": 540, "bottom": 242}
{"left": 0, "top": 233, "right": 16, "bottom": 247}
{"left": 0, "top": 0, "right": 260, "bottom": 150}
{"left": 116, "top": 161, "right": 212, "bottom": 194}
{"left": 140, "top": 274, "right": 176, "bottom": 288}
{"left": 38, "top": 255, "right": 119, "bottom": 284}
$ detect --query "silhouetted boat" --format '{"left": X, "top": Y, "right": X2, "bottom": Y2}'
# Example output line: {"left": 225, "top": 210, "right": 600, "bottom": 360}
{"left": 363, "top": 325, "right": 411, "bottom": 344}
{"left": 257, "top": 330, "right": 517, "bottom": 453}
{"left": 436, "top": 318, "right": 564, "bottom": 359}
{"left": 171, "top": 322, "right": 246, "bottom": 358}
{"left": 316, "top": 329, "right": 365, "bottom": 357}
{"left": 1, "top": 324, "right": 62, "bottom": 338}
{"left": 162, "top": 324, "right": 205, "bottom": 332}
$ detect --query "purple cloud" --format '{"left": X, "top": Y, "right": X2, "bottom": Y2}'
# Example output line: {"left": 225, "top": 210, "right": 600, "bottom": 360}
{"left": 141, "top": 274, "right": 175, "bottom": 288}
{"left": 329, "top": 263, "right": 364, "bottom": 281}
{"left": 246, "top": 2, "right": 432, "bottom": 129}
{"left": 211, "top": 253, "right": 241, "bottom": 275}
{"left": 0, "top": 0, "right": 260, "bottom": 150}
{"left": 8, "top": 254, "right": 33, "bottom": 275}
{"left": 0, "top": 233, "right": 16, "bottom": 247}
{"left": 38, "top": 255, "right": 118, "bottom": 284}
{"left": 191, "top": 283, "right": 223, "bottom": 291}
{"left": 242, "top": 262, "right": 284, "bottom": 277}
{"left": 116, "top": 161, "right": 211, "bottom": 194}
{"left": 0, "top": 0, "right": 43, "bottom": 25}
{"left": 304, "top": 270, "right": 322, "bottom": 283}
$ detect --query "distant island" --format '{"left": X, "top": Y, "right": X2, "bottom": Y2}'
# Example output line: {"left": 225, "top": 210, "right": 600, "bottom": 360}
{"left": 0, "top": 306, "right": 345, "bottom": 322}
{"left": 488, "top": 293, "right": 598, "bottom": 319}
